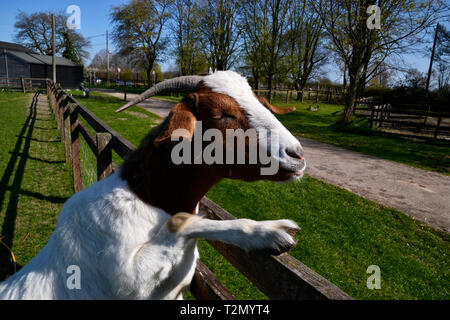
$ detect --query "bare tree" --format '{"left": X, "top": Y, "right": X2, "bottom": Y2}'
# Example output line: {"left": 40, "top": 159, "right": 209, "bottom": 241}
{"left": 195, "top": 0, "right": 242, "bottom": 70}
{"left": 171, "top": 0, "right": 208, "bottom": 75}
{"left": 241, "top": 0, "right": 290, "bottom": 98}
{"left": 111, "top": 0, "right": 171, "bottom": 87}
{"left": 285, "top": 0, "right": 329, "bottom": 99}
{"left": 14, "top": 10, "right": 90, "bottom": 62}
{"left": 314, "top": 0, "right": 443, "bottom": 123}
{"left": 435, "top": 24, "right": 450, "bottom": 91}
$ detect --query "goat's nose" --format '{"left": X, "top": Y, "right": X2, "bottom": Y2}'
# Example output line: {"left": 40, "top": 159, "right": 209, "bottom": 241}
{"left": 285, "top": 147, "right": 304, "bottom": 161}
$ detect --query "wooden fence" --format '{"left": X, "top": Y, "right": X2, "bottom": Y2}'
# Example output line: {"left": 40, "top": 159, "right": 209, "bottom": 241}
{"left": 46, "top": 79, "right": 352, "bottom": 300}
{"left": 0, "top": 77, "right": 48, "bottom": 92}
{"left": 254, "top": 89, "right": 345, "bottom": 105}
{"left": 355, "top": 101, "right": 450, "bottom": 141}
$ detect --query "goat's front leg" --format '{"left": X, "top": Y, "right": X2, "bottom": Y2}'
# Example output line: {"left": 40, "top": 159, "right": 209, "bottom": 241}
{"left": 169, "top": 213, "right": 300, "bottom": 253}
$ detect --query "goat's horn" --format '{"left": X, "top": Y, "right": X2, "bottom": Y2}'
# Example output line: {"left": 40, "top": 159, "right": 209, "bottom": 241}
{"left": 115, "top": 75, "right": 204, "bottom": 113}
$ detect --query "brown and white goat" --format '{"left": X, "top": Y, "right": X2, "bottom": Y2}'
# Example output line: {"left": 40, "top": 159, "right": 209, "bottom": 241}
{"left": 0, "top": 71, "right": 305, "bottom": 300}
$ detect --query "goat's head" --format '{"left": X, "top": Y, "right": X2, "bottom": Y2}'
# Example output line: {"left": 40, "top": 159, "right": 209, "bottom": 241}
{"left": 117, "top": 71, "right": 306, "bottom": 183}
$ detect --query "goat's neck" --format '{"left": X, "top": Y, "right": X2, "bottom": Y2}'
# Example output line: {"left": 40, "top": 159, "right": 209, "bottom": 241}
{"left": 121, "top": 146, "right": 223, "bottom": 215}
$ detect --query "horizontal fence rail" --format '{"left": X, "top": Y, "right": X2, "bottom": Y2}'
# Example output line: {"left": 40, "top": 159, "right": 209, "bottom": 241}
{"left": 355, "top": 102, "right": 450, "bottom": 141}
{"left": 46, "top": 80, "right": 352, "bottom": 300}
{"left": 254, "top": 88, "right": 345, "bottom": 105}
{"left": 0, "top": 77, "right": 48, "bottom": 92}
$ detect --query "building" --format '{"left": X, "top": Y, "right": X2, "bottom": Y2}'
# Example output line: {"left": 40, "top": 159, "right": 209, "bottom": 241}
{"left": 0, "top": 41, "right": 83, "bottom": 89}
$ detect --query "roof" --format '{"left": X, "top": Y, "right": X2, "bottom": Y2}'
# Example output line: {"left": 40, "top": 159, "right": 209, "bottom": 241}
{"left": 0, "top": 41, "right": 34, "bottom": 53}
{"left": 5, "top": 50, "right": 81, "bottom": 67}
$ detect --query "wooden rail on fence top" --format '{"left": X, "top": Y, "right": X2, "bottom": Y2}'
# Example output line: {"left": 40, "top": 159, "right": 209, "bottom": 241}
{"left": 355, "top": 104, "right": 449, "bottom": 141}
{"left": 46, "top": 80, "right": 352, "bottom": 301}
{"left": 0, "top": 77, "right": 48, "bottom": 92}
{"left": 355, "top": 106, "right": 450, "bottom": 118}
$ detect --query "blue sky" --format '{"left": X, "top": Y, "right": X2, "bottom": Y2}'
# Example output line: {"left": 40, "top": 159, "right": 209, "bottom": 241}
{"left": 0, "top": 1, "right": 125, "bottom": 62}
{"left": 0, "top": 1, "right": 445, "bottom": 83}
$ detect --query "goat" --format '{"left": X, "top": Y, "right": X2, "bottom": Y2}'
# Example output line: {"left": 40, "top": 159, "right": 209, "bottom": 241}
{"left": 0, "top": 70, "right": 306, "bottom": 300}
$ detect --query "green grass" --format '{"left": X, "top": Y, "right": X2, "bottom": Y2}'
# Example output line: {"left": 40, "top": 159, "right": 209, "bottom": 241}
{"left": 0, "top": 92, "right": 73, "bottom": 280}
{"left": 69, "top": 91, "right": 449, "bottom": 300}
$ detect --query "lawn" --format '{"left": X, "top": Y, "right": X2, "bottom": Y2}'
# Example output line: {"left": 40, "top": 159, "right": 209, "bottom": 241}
{"left": 70, "top": 91, "right": 449, "bottom": 300}
{"left": 0, "top": 92, "right": 73, "bottom": 280}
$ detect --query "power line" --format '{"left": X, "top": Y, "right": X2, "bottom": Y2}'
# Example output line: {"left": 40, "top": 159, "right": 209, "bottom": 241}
{"left": 86, "top": 34, "right": 106, "bottom": 40}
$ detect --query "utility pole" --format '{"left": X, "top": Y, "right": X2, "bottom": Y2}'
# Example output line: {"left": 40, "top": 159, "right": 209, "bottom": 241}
{"left": 106, "top": 30, "right": 110, "bottom": 86}
{"left": 426, "top": 23, "right": 440, "bottom": 92}
{"left": 52, "top": 14, "right": 56, "bottom": 83}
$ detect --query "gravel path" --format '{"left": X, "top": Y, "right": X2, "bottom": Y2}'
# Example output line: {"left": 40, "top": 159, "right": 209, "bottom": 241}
{"left": 97, "top": 89, "right": 450, "bottom": 233}
{"left": 93, "top": 89, "right": 174, "bottom": 118}
{"left": 301, "top": 138, "right": 450, "bottom": 233}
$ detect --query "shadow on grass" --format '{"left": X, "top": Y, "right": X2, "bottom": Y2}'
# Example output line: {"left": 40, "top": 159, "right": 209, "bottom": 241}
{"left": 0, "top": 92, "right": 68, "bottom": 281}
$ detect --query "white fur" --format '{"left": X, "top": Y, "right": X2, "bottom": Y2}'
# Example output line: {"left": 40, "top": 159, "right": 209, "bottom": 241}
{"left": 203, "top": 71, "right": 304, "bottom": 172}
{"left": 0, "top": 170, "right": 299, "bottom": 300}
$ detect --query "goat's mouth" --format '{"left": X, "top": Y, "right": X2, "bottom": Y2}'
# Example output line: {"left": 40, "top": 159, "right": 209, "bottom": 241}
{"left": 272, "top": 167, "right": 305, "bottom": 182}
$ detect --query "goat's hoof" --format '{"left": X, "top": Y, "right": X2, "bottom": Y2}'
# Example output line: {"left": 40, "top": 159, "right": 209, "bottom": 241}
{"left": 167, "top": 212, "right": 196, "bottom": 233}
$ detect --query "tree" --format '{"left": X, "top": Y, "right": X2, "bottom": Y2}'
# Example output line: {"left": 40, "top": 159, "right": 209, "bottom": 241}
{"left": 241, "top": 0, "right": 291, "bottom": 98}
{"left": 62, "top": 32, "right": 82, "bottom": 64}
{"left": 90, "top": 49, "right": 109, "bottom": 70}
{"left": 195, "top": 0, "right": 242, "bottom": 70}
{"left": 401, "top": 68, "right": 428, "bottom": 89}
{"left": 435, "top": 25, "right": 450, "bottom": 91}
{"left": 14, "top": 11, "right": 90, "bottom": 63}
{"left": 171, "top": 0, "right": 209, "bottom": 75}
{"left": 240, "top": 0, "right": 266, "bottom": 89}
{"left": 111, "top": 0, "right": 171, "bottom": 88}
{"left": 313, "top": 0, "right": 443, "bottom": 123}
{"left": 285, "top": 0, "right": 329, "bottom": 99}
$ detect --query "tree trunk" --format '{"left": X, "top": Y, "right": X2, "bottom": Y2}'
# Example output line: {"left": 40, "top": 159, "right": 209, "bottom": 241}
{"left": 146, "top": 68, "right": 152, "bottom": 88}
{"left": 267, "top": 74, "right": 273, "bottom": 101}
{"left": 340, "top": 75, "right": 358, "bottom": 123}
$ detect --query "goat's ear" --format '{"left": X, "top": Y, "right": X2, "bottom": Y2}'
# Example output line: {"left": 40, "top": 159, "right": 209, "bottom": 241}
{"left": 257, "top": 96, "right": 296, "bottom": 115}
{"left": 154, "top": 102, "right": 197, "bottom": 148}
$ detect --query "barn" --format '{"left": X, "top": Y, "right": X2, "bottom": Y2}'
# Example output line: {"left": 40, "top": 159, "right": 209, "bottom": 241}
{"left": 0, "top": 41, "right": 83, "bottom": 89}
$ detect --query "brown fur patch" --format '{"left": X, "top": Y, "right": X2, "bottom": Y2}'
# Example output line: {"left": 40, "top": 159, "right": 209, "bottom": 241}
{"left": 167, "top": 213, "right": 197, "bottom": 233}
{"left": 154, "top": 103, "right": 197, "bottom": 147}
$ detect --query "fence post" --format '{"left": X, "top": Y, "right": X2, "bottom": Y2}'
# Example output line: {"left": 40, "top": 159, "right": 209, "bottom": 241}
{"left": 124, "top": 82, "right": 127, "bottom": 101}
{"left": 63, "top": 104, "right": 72, "bottom": 164}
{"left": 434, "top": 114, "right": 442, "bottom": 140}
{"left": 378, "top": 104, "right": 385, "bottom": 128}
{"left": 59, "top": 99, "right": 68, "bottom": 144}
{"left": 97, "top": 133, "right": 113, "bottom": 181}
{"left": 286, "top": 90, "right": 290, "bottom": 104}
{"left": 70, "top": 105, "right": 83, "bottom": 193}
{"left": 301, "top": 90, "right": 304, "bottom": 103}
{"left": 370, "top": 108, "right": 375, "bottom": 129}
{"left": 315, "top": 90, "right": 319, "bottom": 103}
{"left": 21, "top": 77, "right": 25, "bottom": 93}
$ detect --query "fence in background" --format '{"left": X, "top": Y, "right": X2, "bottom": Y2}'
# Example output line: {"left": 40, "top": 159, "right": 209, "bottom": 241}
{"left": 355, "top": 101, "right": 450, "bottom": 141}
{"left": 47, "top": 79, "right": 352, "bottom": 300}
{"left": 254, "top": 88, "right": 345, "bottom": 105}
{"left": 0, "top": 77, "right": 48, "bottom": 92}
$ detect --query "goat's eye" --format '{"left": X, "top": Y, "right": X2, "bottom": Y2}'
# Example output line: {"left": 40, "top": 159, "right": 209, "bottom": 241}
{"left": 212, "top": 113, "right": 234, "bottom": 120}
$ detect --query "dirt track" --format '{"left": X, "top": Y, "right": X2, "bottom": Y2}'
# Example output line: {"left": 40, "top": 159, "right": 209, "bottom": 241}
{"left": 301, "top": 138, "right": 450, "bottom": 233}
{"left": 97, "top": 89, "right": 450, "bottom": 233}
